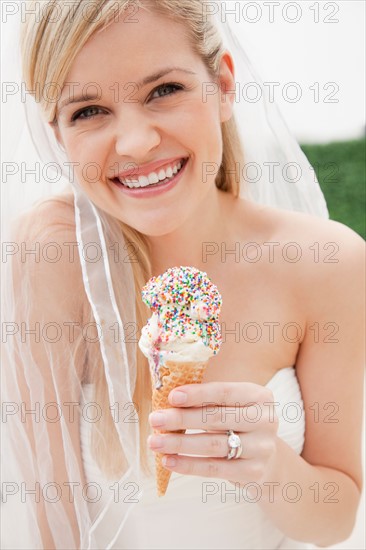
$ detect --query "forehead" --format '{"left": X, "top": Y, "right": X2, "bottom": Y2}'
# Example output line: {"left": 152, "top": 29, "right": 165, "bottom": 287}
{"left": 66, "top": 7, "right": 197, "bottom": 83}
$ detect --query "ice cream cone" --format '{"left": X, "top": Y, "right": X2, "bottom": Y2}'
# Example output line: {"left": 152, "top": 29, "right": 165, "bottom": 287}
{"left": 139, "top": 266, "right": 223, "bottom": 497}
{"left": 151, "top": 360, "right": 208, "bottom": 497}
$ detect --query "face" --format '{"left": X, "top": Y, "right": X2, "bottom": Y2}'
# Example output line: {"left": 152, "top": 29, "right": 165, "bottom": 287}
{"left": 53, "top": 7, "right": 235, "bottom": 237}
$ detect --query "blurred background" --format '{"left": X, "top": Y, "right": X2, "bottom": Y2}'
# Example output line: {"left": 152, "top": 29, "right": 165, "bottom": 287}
{"left": 227, "top": 0, "right": 365, "bottom": 239}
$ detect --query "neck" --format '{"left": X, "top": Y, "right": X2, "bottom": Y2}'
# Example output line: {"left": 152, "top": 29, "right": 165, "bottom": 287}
{"left": 147, "top": 187, "right": 236, "bottom": 276}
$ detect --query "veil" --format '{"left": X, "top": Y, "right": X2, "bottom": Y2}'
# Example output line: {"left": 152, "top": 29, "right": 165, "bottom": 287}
{"left": 1, "top": 1, "right": 329, "bottom": 549}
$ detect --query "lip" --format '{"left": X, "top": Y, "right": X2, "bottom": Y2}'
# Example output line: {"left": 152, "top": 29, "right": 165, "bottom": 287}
{"left": 111, "top": 157, "right": 189, "bottom": 199}
{"left": 114, "top": 156, "right": 186, "bottom": 179}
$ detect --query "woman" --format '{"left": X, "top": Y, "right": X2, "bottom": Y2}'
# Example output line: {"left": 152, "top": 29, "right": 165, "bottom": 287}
{"left": 2, "top": 0, "right": 364, "bottom": 549}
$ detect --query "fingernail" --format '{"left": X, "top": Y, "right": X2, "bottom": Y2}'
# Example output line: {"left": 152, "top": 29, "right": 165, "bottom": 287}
{"left": 162, "top": 456, "right": 177, "bottom": 468}
{"left": 148, "top": 435, "right": 164, "bottom": 449}
{"left": 149, "top": 412, "right": 165, "bottom": 427}
{"left": 170, "top": 391, "right": 187, "bottom": 405}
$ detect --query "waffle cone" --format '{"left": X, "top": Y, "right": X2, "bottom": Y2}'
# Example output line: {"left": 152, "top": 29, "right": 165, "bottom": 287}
{"left": 151, "top": 360, "right": 208, "bottom": 497}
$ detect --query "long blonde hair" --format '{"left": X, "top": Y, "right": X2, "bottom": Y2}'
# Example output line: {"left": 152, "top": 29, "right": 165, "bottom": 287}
{"left": 20, "top": 0, "right": 244, "bottom": 477}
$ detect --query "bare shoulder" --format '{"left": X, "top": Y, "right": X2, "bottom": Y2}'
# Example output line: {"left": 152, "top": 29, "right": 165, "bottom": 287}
{"left": 259, "top": 204, "right": 365, "bottom": 303}
{"left": 12, "top": 191, "right": 76, "bottom": 242}
{"left": 274, "top": 206, "right": 366, "bottom": 268}
{"left": 274, "top": 204, "right": 363, "bottom": 244}
{"left": 9, "top": 192, "right": 87, "bottom": 311}
{"left": 8, "top": 193, "right": 91, "bottom": 387}
{"left": 234, "top": 199, "right": 365, "bottom": 305}
{"left": 252, "top": 202, "right": 365, "bottom": 263}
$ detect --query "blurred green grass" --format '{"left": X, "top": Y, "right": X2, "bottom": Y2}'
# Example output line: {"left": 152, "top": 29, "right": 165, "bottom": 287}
{"left": 301, "top": 138, "right": 366, "bottom": 240}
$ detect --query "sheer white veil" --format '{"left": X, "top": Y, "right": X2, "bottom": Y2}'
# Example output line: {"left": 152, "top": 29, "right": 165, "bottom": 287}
{"left": 1, "top": 1, "right": 329, "bottom": 549}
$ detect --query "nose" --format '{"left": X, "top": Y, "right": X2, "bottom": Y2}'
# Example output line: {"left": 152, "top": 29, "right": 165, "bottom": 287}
{"left": 114, "top": 108, "right": 161, "bottom": 159}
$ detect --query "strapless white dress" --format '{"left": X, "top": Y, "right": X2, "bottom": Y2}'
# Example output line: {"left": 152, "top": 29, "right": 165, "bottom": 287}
{"left": 80, "top": 366, "right": 315, "bottom": 549}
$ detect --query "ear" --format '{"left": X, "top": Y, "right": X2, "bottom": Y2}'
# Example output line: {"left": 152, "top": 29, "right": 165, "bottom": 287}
{"left": 218, "top": 51, "right": 236, "bottom": 123}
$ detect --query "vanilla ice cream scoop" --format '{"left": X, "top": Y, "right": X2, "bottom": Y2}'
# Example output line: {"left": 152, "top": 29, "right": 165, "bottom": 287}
{"left": 139, "top": 266, "right": 222, "bottom": 389}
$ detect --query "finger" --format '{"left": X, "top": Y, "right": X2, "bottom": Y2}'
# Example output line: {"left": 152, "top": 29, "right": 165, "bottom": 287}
{"left": 160, "top": 454, "right": 264, "bottom": 483}
{"left": 148, "top": 431, "right": 248, "bottom": 459}
{"left": 148, "top": 431, "right": 273, "bottom": 460}
{"left": 168, "top": 381, "right": 275, "bottom": 408}
{"left": 149, "top": 403, "right": 276, "bottom": 432}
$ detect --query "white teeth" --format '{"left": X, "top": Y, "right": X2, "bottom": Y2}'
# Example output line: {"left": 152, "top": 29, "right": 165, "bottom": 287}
{"left": 119, "top": 159, "right": 185, "bottom": 188}
{"left": 139, "top": 175, "right": 149, "bottom": 187}
{"left": 148, "top": 172, "right": 159, "bottom": 185}
{"left": 158, "top": 169, "right": 166, "bottom": 181}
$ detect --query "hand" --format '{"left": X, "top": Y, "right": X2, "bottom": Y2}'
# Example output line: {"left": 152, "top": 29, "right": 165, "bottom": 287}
{"left": 147, "top": 382, "right": 279, "bottom": 486}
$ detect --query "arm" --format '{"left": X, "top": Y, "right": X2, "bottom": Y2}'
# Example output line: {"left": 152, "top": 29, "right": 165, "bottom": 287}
{"left": 256, "top": 223, "right": 365, "bottom": 547}
{"left": 4, "top": 196, "right": 90, "bottom": 549}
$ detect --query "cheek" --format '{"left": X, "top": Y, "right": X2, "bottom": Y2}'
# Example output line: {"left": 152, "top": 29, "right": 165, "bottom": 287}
{"left": 190, "top": 102, "right": 223, "bottom": 179}
{"left": 67, "top": 136, "right": 104, "bottom": 161}
{"left": 165, "top": 102, "right": 222, "bottom": 198}
{"left": 63, "top": 132, "right": 110, "bottom": 187}
{"left": 192, "top": 98, "right": 222, "bottom": 154}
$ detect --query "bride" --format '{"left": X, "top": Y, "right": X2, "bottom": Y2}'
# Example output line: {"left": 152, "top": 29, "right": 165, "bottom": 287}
{"left": 2, "top": 1, "right": 364, "bottom": 549}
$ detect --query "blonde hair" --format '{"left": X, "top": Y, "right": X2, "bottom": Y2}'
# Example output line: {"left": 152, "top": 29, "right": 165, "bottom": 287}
{"left": 20, "top": 0, "right": 244, "bottom": 478}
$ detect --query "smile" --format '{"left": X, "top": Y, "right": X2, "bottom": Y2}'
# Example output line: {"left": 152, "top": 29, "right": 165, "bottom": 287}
{"left": 111, "top": 157, "right": 189, "bottom": 198}
{"left": 117, "top": 158, "right": 187, "bottom": 189}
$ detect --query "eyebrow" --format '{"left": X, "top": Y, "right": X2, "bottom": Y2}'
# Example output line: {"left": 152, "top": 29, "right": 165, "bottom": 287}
{"left": 57, "top": 67, "right": 197, "bottom": 113}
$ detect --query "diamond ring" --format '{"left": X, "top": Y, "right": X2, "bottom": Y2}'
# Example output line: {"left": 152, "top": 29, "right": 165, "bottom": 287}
{"left": 226, "top": 429, "right": 243, "bottom": 460}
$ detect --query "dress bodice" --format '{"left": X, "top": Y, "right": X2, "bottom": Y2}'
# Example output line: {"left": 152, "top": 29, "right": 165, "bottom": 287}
{"left": 80, "top": 366, "right": 315, "bottom": 549}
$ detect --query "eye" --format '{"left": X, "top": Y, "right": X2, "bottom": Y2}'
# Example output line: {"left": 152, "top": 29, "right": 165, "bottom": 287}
{"left": 150, "top": 82, "right": 184, "bottom": 100}
{"left": 71, "top": 106, "right": 106, "bottom": 122}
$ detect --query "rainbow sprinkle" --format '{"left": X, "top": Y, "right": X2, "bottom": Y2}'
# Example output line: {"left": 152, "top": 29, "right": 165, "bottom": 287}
{"left": 141, "top": 266, "right": 222, "bottom": 354}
